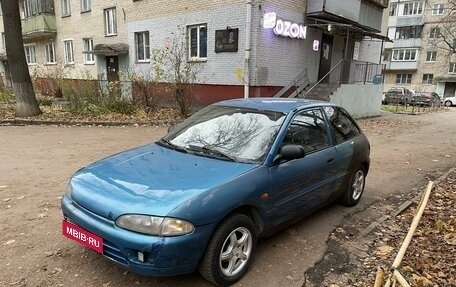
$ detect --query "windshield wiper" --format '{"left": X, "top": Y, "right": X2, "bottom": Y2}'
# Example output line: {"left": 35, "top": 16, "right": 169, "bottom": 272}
{"left": 187, "top": 145, "right": 236, "bottom": 162}
{"left": 157, "top": 139, "right": 188, "bottom": 154}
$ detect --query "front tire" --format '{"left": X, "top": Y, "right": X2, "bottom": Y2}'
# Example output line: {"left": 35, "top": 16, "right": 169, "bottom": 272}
{"left": 199, "top": 214, "right": 257, "bottom": 287}
{"left": 340, "top": 166, "right": 366, "bottom": 207}
{"left": 445, "top": 100, "right": 452, "bottom": 107}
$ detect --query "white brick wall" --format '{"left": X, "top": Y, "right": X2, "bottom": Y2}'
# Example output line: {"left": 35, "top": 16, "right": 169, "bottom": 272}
{"left": 127, "top": 0, "right": 320, "bottom": 87}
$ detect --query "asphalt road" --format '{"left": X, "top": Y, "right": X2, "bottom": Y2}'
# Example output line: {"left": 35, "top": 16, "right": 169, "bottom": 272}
{"left": 1, "top": 109, "right": 455, "bottom": 287}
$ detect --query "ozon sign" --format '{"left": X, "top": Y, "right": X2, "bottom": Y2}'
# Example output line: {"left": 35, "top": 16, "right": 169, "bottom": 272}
{"left": 263, "top": 12, "right": 307, "bottom": 40}
{"left": 274, "top": 19, "right": 307, "bottom": 39}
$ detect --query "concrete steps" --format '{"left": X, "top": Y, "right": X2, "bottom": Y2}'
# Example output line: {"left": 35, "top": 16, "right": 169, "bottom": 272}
{"left": 301, "top": 83, "right": 341, "bottom": 102}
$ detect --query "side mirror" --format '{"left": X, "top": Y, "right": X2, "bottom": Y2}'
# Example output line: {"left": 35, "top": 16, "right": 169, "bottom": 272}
{"left": 275, "top": 145, "right": 306, "bottom": 163}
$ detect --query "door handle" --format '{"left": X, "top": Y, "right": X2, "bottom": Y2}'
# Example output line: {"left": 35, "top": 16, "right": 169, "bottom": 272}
{"left": 327, "top": 157, "right": 335, "bottom": 164}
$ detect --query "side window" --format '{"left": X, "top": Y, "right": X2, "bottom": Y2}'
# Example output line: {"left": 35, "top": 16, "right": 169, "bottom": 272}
{"left": 324, "top": 107, "right": 360, "bottom": 144}
{"left": 282, "top": 109, "right": 329, "bottom": 154}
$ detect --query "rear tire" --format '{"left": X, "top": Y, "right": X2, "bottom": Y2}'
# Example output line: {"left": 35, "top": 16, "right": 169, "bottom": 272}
{"left": 199, "top": 214, "right": 257, "bottom": 287}
{"left": 340, "top": 166, "right": 366, "bottom": 207}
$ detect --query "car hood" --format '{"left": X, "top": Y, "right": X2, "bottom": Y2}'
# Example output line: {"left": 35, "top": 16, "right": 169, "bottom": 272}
{"left": 69, "top": 143, "right": 257, "bottom": 220}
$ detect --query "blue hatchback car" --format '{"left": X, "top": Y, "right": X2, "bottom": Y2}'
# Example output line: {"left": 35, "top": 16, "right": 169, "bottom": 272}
{"left": 61, "top": 98, "right": 370, "bottom": 286}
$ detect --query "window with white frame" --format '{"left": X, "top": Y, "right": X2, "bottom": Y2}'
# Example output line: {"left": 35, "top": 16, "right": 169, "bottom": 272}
{"left": 426, "top": 51, "right": 437, "bottom": 62}
{"left": 422, "top": 74, "right": 433, "bottom": 84}
{"left": 403, "top": 2, "right": 424, "bottom": 15}
{"left": 81, "top": 0, "right": 90, "bottom": 12}
{"left": 390, "top": 3, "right": 397, "bottom": 16}
{"left": 392, "top": 49, "right": 418, "bottom": 61}
{"left": 104, "top": 7, "right": 117, "bottom": 36}
{"left": 450, "top": 62, "right": 456, "bottom": 74}
{"left": 25, "top": 45, "right": 36, "bottom": 64}
{"left": 63, "top": 40, "right": 74, "bottom": 64}
{"left": 61, "top": 0, "right": 71, "bottom": 16}
{"left": 395, "top": 26, "right": 422, "bottom": 39}
{"left": 432, "top": 4, "right": 444, "bottom": 15}
{"left": 396, "top": 74, "right": 412, "bottom": 84}
{"left": 430, "top": 27, "right": 440, "bottom": 38}
{"left": 188, "top": 24, "right": 207, "bottom": 60}
{"left": 83, "top": 38, "right": 94, "bottom": 64}
{"left": 135, "top": 31, "right": 150, "bottom": 62}
{"left": 44, "top": 43, "right": 56, "bottom": 64}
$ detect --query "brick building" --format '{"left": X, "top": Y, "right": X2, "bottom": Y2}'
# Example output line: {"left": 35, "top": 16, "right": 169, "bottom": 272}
{"left": 1, "top": 0, "right": 389, "bottom": 110}
{"left": 383, "top": 0, "right": 456, "bottom": 97}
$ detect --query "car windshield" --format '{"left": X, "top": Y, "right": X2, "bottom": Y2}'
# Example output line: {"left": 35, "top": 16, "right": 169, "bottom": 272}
{"left": 161, "top": 105, "right": 286, "bottom": 163}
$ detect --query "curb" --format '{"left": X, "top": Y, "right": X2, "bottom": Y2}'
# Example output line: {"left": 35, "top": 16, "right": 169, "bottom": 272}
{"left": 0, "top": 118, "right": 180, "bottom": 127}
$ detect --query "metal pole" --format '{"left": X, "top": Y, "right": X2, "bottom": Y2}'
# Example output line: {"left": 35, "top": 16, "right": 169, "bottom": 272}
{"left": 244, "top": 0, "right": 252, "bottom": 99}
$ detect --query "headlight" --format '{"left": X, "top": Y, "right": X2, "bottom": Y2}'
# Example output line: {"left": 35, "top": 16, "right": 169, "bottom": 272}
{"left": 116, "top": 214, "right": 194, "bottom": 236}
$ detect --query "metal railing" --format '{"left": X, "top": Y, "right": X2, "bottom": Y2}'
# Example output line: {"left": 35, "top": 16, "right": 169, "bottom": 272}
{"left": 273, "top": 68, "right": 309, "bottom": 98}
{"left": 304, "top": 59, "right": 385, "bottom": 96}
{"left": 304, "top": 59, "right": 344, "bottom": 96}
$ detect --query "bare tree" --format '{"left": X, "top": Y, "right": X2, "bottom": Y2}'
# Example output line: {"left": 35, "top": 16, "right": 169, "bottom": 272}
{"left": 428, "top": 0, "right": 456, "bottom": 55}
{"left": 151, "top": 26, "right": 201, "bottom": 117}
{"left": 1, "top": 0, "right": 41, "bottom": 116}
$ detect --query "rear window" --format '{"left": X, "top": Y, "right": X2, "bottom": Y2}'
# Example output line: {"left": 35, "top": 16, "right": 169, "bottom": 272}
{"left": 324, "top": 107, "right": 360, "bottom": 144}
{"left": 387, "top": 89, "right": 403, "bottom": 94}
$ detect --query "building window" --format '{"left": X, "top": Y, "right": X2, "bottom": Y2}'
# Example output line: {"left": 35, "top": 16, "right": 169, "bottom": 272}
{"left": 422, "top": 74, "right": 433, "bottom": 84}
{"left": 188, "top": 24, "right": 207, "bottom": 61}
{"left": 135, "top": 31, "right": 150, "bottom": 62}
{"left": 450, "top": 63, "right": 456, "bottom": 74}
{"left": 44, "top": 43, "right": 56, "bottom": 64}
{"left": 395, "top": 26, "right": 422, "bottom": 39}
{"left": 63, "top": 40, "right": 74, "bottom": 64}
{"left": 81, "top": 0, "right": 90, "bottom": 12}
{"left": 61, "top": 0, "right": 71, "bottom": 16}
{"left": 392, "top": 49, "right": 418, "bottom": 61}
{"left": 430, "top": 27, "right": 440, "bottom": 38}
{"left": 83, "top": 38, "right": 94, "bottom": 64}
{"left": 24, "top": 45, "right": 36, "bottom": 65}
{"left": 432, "top": 4, "right": 444, "bottom": 15}
{"left": 396, "top": 74, "right": 412, "bottom": 84}
{"left": 390, "top": 3, "right": 397, "bottom": 16}
{"left": 104, "top": 7, "right": 117, "bottom": 36}
{"left": 426, "top": 51, "right": 437, "bottom": 62}
{"left": 403, "top": 2, "right": 424, "bottom": 15}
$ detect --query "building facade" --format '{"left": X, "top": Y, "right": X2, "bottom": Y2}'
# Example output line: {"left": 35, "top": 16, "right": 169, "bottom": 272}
{"left": 383, "top": 0, "right": 456, "bottom": 97}
{"left": 1, "top": 0, "right": 388, "bottom": 110}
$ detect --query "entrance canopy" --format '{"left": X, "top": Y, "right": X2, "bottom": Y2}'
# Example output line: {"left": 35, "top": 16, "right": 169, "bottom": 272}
{"left": 306, "top": 16, "right": 392, "bottom": 42}
{"left": 92, "top": 43, "right": 129, "bottom": 55}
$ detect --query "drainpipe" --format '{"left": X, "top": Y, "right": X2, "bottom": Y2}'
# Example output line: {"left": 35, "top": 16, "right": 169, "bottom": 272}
{"left": 244, "top": 0, "right": 252, "bottom": 98}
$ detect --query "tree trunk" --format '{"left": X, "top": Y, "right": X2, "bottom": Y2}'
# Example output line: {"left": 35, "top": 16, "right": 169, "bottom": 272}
{"left": 1, "top": 0, "right": 41, "bottom": 117}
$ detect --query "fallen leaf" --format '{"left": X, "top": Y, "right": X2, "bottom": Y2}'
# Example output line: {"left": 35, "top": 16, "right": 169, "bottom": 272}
{"left": 412, "top": 274, "right": 433, "bottom": 286}
{"left": 375, "top": 245, "right": 394, "bottom": 256}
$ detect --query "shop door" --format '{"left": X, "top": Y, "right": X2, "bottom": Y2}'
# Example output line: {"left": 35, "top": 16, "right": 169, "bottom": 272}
{"left": 318, "top": 34, "right": 333, "bottom": 83}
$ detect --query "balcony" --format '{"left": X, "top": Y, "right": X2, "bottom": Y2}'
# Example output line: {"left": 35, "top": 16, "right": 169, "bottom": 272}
{"left": 393, "top": 38, "right": 422, "bottom": 48}
{"left": 21, "top": 13, "right": 56, "bottom": 40}
{"left": 396, "top": 15, "right": 425, "bottom": 27}
{"left": 383, "top": 61, "right": 419, "bottom": 70}
{"left": 307, "top": 0, "right": 384, "bottom": 32}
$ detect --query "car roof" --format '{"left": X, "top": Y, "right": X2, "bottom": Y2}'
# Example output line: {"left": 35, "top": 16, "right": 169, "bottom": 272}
{"left": 213, "top": 98, "right": 331, "bottom": 113}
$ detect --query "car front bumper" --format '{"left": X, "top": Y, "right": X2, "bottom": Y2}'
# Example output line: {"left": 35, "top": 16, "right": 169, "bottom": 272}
{"left": 61, "top": 194, "right": 215, "bottom": 277}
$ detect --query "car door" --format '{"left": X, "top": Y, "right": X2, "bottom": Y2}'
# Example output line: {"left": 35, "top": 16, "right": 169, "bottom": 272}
{"left": 268, "top": 108, "right": 339, "bottom": 225}
{"left": 323, "top": 106, "right": 364, "bottom": 197}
